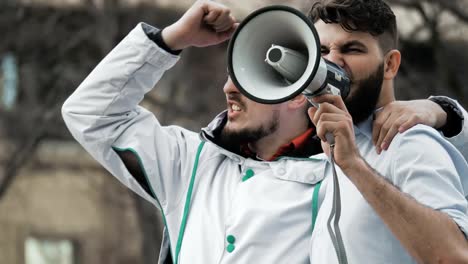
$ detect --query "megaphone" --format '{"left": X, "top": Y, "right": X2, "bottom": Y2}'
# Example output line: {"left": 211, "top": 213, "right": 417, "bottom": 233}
{"left": 227, "top": 5, "right": 350, "bottom": 106}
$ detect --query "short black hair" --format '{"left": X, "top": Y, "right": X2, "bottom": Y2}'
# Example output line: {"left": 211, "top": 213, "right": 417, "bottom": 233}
{"left": 308, "top": 0, "right": 398, "bottom": 52}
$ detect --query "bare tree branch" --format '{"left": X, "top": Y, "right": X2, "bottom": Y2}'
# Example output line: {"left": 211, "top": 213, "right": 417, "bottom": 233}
{"left": 437, "top": 0, "right": 468, "bottom": 23}
{"left": 0, "top": 106, "right": 59, "bottom": 199}
{"left": 389, "top": 0, "right": 468, "bottom": 24}
{"left": 389, "top": 0, "right": 430, "bottom": 23}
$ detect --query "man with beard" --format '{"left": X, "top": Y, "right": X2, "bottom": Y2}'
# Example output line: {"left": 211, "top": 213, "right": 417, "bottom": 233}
{"left": 307, "top": 0, "right": 468, "bottom": 263}
{"left": 63, "top": 2, "right": 328, "bottom": 263}
{"left": 62, "top": 0, "right": 468, "bottom": 263}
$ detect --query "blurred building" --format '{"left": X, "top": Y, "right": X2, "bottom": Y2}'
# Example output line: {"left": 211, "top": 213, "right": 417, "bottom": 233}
{"left": 1, "top": 0, "right": 467, "bottom": 263}
{"left": 0, "top": 142, "right": 146, "bottom": 264}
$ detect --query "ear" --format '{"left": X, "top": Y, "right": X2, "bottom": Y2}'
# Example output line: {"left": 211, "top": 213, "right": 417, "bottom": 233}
{"left": 383, "top": 49, "right": 401, "bottom": 80}
{"left": 287, "top": 94, "right": 308, "bottom": 110}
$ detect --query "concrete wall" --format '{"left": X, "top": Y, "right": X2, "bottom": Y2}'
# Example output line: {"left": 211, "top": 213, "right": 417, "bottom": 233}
{"left": 0, "top": 142, "right": 151, "bottom": 264}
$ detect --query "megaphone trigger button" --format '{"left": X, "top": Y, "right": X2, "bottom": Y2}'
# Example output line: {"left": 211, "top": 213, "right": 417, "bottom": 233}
{"left": 335, "top": 72, "right": 342, "bottom": 81}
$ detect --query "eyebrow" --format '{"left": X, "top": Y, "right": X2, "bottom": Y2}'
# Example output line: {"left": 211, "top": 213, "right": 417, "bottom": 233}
{"left": 341, "top": 40, "right": 368, "bottom": 50}
{"left": 321, "top": 40, "right": 368, "bottom": 50}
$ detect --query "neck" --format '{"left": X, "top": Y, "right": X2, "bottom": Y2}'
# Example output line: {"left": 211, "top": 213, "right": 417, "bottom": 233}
{"left": 250, "top": 115, "right": 309, "bottom": 160}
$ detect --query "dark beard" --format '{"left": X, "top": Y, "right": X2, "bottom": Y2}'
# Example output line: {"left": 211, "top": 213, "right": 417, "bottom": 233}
{"left": 218, "top": 110, "right": 279, "bottom": 152}
{"left": 345, "top": 63, "right": 384, "bottom": 124}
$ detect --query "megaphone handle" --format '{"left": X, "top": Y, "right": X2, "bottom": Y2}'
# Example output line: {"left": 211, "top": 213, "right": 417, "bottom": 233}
{"left": 326, "top": 133, "right": 335, "bottom": 145}
{"left": 306, "top": 97, "right": 336, "bottom": 145}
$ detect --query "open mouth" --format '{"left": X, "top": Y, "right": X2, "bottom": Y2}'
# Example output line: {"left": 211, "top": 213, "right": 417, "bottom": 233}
{"left": 230, "top": 103, "right": 242, "bottom": 112}
{"left": 227, "top": 102, "right": 244, "bottom": 120}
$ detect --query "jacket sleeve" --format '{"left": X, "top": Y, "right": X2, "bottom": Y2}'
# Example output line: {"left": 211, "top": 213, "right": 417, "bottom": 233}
{"left": 62, "top": 23, "right": 202, "bottom": 211}
{"left": 429, "top": 96, "right": 468, "bottom": 160}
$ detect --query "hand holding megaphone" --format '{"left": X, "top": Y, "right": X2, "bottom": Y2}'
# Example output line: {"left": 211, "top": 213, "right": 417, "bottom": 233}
{"left": 162, "top": 0, "right": 238, "bottom": 50}
{"left": 308, "top": 93, "right": 361, "bottom": 169}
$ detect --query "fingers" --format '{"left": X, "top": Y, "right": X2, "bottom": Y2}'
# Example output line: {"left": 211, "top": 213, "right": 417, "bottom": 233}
{"left": 309, "top": 107, "right": 346, "bottom": 125}
{"left": 375, "top": 115, "right": 406, "bottom": 153}
{"left": 398, "top": 116, "right": 419, "bottom": 133}
{"left": 372, "top": 109, "right": 391, "bottom": 153}
{"left": 170, "top": 0, "right": 237, "bottom": 49}
{"left": 315, "top": 121, "right": 334, "bottom": 142}
{"left": 308, "top": 107, "right": 317, "bottom": 123}
{"left": 203, "top": 8, "right": 222, "bottom": 24}
{"left": 310, "top": 101, "right": 350, "bottom": 127}
{"left": 373, "top": 110, "right": 399, "bottom": 154}
{"left": 203, "top": 3, "right": 236, "bottom": 33}
{"left": 214, "top": 13, "right": 235, "bottom": 32}
{"left": 308, "top": 94, "right": 351, "bottom": 142}
{"left": 372, "top": 101, "right": 428, "bottom": 154}
{"left": 311, "top": 94, "right": 348, "bottom": 113}
{"left": 215, "top": 22, "right": 239, "bottom": 42}
{"left": 308, "top": 106, "right": 353, "bottom": 143}
{"left": 315, "top": 118, "right": 353, "bottom": 143}
{"left": 372, "top": 109, "right": 388, "bottom": 146}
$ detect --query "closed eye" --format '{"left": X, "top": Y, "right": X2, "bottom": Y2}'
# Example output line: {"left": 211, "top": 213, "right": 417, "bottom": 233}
{"left": 341, "top": 41, "right": 368, "bottom": 54}
{"left": 343, "top": 47, "right": 364, "bottom": 53}
{"left": 320, "top": 46, "right": 330, "bottom": 55}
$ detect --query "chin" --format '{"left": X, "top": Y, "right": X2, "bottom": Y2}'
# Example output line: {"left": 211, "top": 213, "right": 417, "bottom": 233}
{"left": 224, "top": 122, "right": 241, "bottom": 133}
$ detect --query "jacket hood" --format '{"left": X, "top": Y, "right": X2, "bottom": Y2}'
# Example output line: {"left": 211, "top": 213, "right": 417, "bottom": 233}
{"left": 200, "top": 110, "right": 228, "bottom": 142}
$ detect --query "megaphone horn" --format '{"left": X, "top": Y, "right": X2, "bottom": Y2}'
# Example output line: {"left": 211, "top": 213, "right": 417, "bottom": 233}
{"left": 227, "top": 5, "right": 350, "bottom": 105}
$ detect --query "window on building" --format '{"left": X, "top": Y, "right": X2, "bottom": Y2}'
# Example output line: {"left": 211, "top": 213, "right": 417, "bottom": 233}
{"left": 25, "top": 237, "right": 75, "bottom": 264}
{"left": 0, "top": 53, "right": 18, "bottom": 111}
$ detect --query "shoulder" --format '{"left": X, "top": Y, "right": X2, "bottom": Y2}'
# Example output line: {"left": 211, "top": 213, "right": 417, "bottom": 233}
{"left": 386, "top": 125, "right": 451, "bottom": 170}
{"left": 390, "top": 124, "right": 450, "bottom": 151}
{"left": 386, "top": 124, "right": 467, "bottom": 184}
{"left": 387, "top": 124, "right": 461, "bottom": 163}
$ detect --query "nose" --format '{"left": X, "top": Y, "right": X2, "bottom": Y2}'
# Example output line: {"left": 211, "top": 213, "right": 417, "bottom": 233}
{"left": 223, "top": 77, "right": 241, "bottom": 94}
{"left": 323, "top": 49, "right": 345, "bottom": 68}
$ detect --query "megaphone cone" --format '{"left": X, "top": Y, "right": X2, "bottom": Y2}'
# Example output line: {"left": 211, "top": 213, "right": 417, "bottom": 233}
{"left": 227, "top": 5, "right": 350, "bottom": 104}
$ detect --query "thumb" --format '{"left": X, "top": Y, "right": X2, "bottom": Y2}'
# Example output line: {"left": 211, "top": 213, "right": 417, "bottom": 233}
{"left": 216, "top": 23, "right": 239, "bottom": 42}
{"left": 308, "top": 107, "right": 318, "bottom": 124}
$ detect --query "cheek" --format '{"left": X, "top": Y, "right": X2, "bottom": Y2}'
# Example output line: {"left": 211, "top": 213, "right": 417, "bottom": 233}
{"left": 246, "top": 107, "right": 265, "bottom": 122}
{"left": 347, "top": 61, "right": 363, "bottom": 79}
{"left": 348, "top": 64, "right": 371, "bottom": 83}
{"left": 346, "top": 56, "right": 380, "bottom": 80}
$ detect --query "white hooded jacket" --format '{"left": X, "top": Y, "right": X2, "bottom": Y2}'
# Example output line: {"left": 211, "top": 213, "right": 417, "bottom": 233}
{"left": 62, "top": 23, "right": 329, "bottom": 264}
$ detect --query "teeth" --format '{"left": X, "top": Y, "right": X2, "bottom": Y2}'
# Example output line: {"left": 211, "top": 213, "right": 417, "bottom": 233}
{"left": 232, "top": 104, "right": 241, "bottom": 111}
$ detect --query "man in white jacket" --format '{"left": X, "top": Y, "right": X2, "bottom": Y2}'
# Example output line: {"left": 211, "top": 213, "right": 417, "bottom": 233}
{"left": 62, "top": 1, "right": 468, "bottom": 263}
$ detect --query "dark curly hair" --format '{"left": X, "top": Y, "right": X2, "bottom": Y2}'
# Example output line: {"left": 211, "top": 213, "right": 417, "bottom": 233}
{"left": 308, "top": 0, "right": 398, "bottom": 52}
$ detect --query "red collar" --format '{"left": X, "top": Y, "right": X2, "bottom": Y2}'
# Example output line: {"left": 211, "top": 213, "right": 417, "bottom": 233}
{"left": 240, "top": 128, "right": 315, "bottom": 161}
